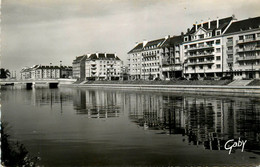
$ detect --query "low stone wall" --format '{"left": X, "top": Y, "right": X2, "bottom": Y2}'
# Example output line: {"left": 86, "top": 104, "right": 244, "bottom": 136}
{"left": 60, "top": 83, "right": 260, "bottom": 94}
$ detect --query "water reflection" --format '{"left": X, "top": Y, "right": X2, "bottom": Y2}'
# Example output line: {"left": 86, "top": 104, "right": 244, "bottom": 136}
{"left": 3, "top": 87, "right": 260, "bottom": 155}
{"left": 72, "top": 89, "right": 121, "bottom": 118}
{"left": 125, "top": 92, "right": 260, "bottom": 153}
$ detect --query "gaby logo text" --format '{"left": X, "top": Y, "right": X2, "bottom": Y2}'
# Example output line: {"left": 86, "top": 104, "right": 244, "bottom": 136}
{"left": 224, "top": 137, "right": 247, "bottom": 154}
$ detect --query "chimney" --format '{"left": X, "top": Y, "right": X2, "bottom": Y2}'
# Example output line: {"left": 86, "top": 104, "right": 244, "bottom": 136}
{"left": 208, "top": 18, "right": 211, "bottom": 29}
{"left": 143, "top": 40, "right": 148, "bottom": 47}
{"left": 195, "top": 21, "right": 198, "bottom": 31}
{"left": 216, "top": 17, "right": 219, "bottom": 29}
{"left": 165, "top": 35, "right": 170, "bottom": 39}
{"left": 201, "top": 20, "right": 203, "bottom": 28}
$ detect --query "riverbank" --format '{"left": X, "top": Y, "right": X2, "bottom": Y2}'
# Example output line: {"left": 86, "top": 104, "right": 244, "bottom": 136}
{"left": 60, "top": 81, "right": 260, "bottom": 94}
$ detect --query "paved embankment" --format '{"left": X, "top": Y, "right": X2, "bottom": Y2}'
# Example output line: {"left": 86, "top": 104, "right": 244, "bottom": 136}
{"left": 60, "top": 83, "right": 260, "bottom": 94}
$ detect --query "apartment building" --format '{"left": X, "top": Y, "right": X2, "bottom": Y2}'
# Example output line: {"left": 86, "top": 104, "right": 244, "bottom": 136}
{"left": 20, "top": 65, "right": 72, "bottom": 80}
{"left": 85, "top": 53, "right": 123, "bottom": 80}
{"left": 72, "top": 55, "right": 88, "bottom": 80}
{"left": 182, "top": 16, "right": 236, "bottom": 79}
{"left": 127, "top": 43, "right": 143, "bottom": 80}
{"left": 128, "top": 35, "right": 183, "bottom": 80}
{"left": 161, "top": 35, "right": 183, "bottom": 79}
{"left": 223, "top": 16, "right": 260, "bottom": 79}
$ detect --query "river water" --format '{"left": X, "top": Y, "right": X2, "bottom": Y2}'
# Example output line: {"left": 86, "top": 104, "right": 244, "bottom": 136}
{"left": 1, "top": 87, "right": 260, "bottom": 166}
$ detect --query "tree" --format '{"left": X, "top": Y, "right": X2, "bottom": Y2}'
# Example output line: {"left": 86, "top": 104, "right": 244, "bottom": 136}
{"left": 0, "top": 68, "right": 11, "bottom": 79}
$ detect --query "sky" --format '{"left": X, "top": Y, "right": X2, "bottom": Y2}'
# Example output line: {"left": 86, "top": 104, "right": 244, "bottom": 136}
{"left": 1, "top": 0, "right": 260, "bottom": 74}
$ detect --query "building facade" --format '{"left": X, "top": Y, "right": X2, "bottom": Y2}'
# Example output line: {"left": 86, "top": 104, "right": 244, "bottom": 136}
{"left": 20, "top": 65, "right": 72, "bottom": 80}
{"left": 182, "top": 16, "right": 236, "bottom": 79}
{"left": 127, "top": 35, "right": 183, "bottom": 80}
{"left": 85, "top": 53, "right": 123, "bottom": 80}
{"left": 223, "top": 16, "right": 260, "bottom": 79}
{"left": 72, "top": 55, "right": 88, "bottom": 80}
{"left": 127, "top": 15, "right": 260, "bottom": 80}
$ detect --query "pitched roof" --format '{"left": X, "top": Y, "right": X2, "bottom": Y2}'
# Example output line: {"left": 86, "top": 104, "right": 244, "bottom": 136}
{"left": 161, "top": 35, "right": 183, "bottom": 47}
{"left": 128, "top": 43, "right": 143, "bottom": 54}
{"left": 144, "top": 38, "right": 165, "bottom": 48}
{"left": 224, "top": 16, "right": 260, "bottom": 34}
{"left": 106, "top": 53, "right": 116, "bottom": 59}
{"left": 185, "top": 16, "right": 234, "bottom": 35}
{"left": 88, "top": 54, "right": 98, "bottom": 60}
{"left": 73, "top": 55, "right": 88, "bottom": 64}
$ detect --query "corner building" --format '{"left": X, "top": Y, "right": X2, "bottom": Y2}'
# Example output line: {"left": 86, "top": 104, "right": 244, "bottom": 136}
{"left": 223, "top": 16, "right": 260, "bottom": 79}
{"left": 182, "top": 16, "right": 236, "bottom": 79}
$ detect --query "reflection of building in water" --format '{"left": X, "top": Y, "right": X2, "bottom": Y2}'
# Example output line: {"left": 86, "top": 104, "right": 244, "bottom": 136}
{"left": 127, "top": 93, "right": 163, "bottom": 129}
{"left": 127, "top": 92, "right": 186, "bottom": 134}
{"left": 184, "top": 96, "right": 260, "bottom": 152}
{"left": 32, "top": 89, "right": 72, "bottom": 108}
{"left": 73, "top": 89, "right": 122, "bottom": 118}
{"left": 126, "top": 92, "right": 260, "bottom": 152}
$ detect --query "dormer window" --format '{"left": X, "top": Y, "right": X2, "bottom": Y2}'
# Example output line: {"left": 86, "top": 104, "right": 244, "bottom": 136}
{"left": 216, "top": 30, "right": 221, "bottom": 36}
{"left": 207, "top": 32, "right": 212, "bottom": 37}
{"left": 184, "top": 36, "right": 189, "bottom": 42}
{"left": 198, "top": 34, "right": 204, "bottom": 39}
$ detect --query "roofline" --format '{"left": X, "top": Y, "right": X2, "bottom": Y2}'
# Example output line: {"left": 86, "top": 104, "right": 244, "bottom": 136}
{"left": 223, "top": 27, "right": 260, "bottom": 36}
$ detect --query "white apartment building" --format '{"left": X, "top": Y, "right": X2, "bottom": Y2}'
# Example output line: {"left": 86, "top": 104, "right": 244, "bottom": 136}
{"left": 223, "top": 16, "right": 260, "bottom": 79}
{"left": 72, "top": 55, "right": 88, "bottom": 80}
{"left": 85, "top": 53, "right": 123, "bottom": 80}
{"left": 182, "top": 16, "right": 236, "bottom": 79}
{"left": 20, "top": 65, "right": 72, "bottom": 80}
{"left": 128, "top": 35, "right": 183, "bottom": 80}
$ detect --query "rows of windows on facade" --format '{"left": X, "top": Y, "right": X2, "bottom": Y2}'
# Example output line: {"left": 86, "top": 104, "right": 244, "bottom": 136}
{"left": 127, "top": 15, "right": 260, "bottom": 80}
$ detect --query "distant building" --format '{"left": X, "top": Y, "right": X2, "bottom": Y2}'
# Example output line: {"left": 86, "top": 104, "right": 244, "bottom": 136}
{"left": 72, "top": 55, "right": 88, "bottom": 80}
{"left": 60, "top": 66, "right": 73, "bottom": 78}
{"left": 85, "top": 53, "right": 123, "bottom": 80}
{"left": 20, "top": 65, "right": 72, "bottom": 80}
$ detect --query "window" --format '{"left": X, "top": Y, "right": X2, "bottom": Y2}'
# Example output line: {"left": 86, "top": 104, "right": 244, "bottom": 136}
{"left": 216, "top": 30, "right": 221, "bottom": 36}
{"left": 239, "top": 36, "right": 243, "bottom": 40}
{"left": 199, "top": 66, "right": 203, "bottom": 69}
{"left": 184, "top": 36, "right": 188, "bottom": 42}
{"left": 216, "top": 64, "right": 221, "bottom": 68}
{"left": 199, "top": 34, "right": 204, "bottom": 39}
{"left": 257, "top": 33, "right": 260, "bottom": 37}
{"left": 216, "top": 39, "right": 220, "bottom": 45}
{"left": 208, "top": 65, "right": 212, "bottom": 69}
{"left": 216, "top": 56, "right": 221, "bottom": 60}
{"left": 184, "top": 45, "right": 188, "bottom": 49}
{"left": 216, "top": 48, "right": 221, "bottom": 53}
{"left": 227, "top": 46, "right": 233, "bottom": 51}
{"left": 227, "top": 37, "right": 233, "bottom": 43}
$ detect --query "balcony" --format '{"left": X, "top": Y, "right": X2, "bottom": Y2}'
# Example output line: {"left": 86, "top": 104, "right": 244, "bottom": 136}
{"left": 187, "top": 60, "right": 214, "bottom": 66}
{"left": 226, "top": 58, "right": 233, "bottom": 62}
{"left": 187, "top": 45, "right": 214, "bottom": 51}
{"left": 237, "top": 37, "right": 260, "bottom": 45}
{"left": 237, "top": 46, "right": 260, "bottom": 53}
{"left": 91, "top": 62, "right": 96, "bottom": 65}
{"left": 226, "top": 41, "right": 233, "bottom": 46}
{"left": 187, "top": 52, "right": 214, "bottom": 59}
{"left": 226, "top": 50, "right": 233, "bottom": 54}
{"left": 237, "top": 55, "right": 260, "bottom": 61}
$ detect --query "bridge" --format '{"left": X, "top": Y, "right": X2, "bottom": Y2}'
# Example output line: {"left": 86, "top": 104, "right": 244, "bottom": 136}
{"left": 0, "top": 79, "right": 76, "bottom": 89}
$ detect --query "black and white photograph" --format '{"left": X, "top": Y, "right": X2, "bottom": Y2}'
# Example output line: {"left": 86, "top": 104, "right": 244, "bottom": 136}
{"left": 1, "top": 0, "right": 260, "bottom": 166}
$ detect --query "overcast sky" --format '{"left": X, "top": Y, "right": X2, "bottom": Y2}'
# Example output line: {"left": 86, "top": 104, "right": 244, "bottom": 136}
{"left": 1, "top": 0, "right": 260, "bottom": 73}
